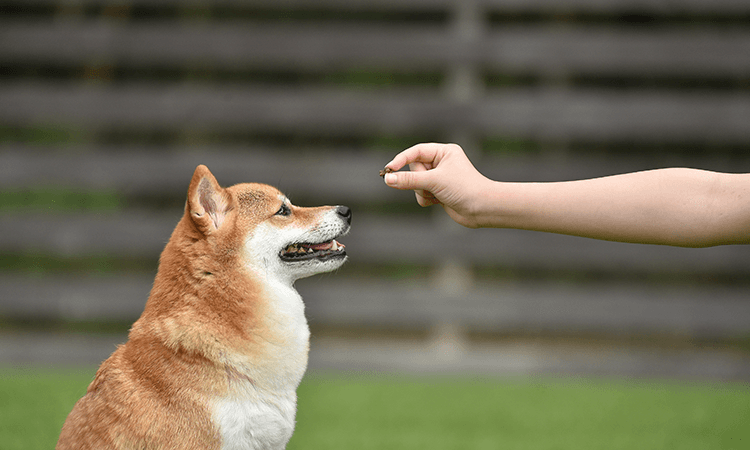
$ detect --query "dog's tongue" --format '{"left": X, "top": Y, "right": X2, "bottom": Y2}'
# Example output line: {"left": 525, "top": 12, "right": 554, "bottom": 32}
{"left": 308, "top": 240, "right": 344, "bottom": 251}
{"left": 309, "top": 241, "right": 333, "bottom": 251}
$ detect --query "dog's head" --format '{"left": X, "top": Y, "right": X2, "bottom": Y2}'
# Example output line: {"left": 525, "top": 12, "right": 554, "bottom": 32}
{"left": 185, "top": 165, "right": 351, "bottom": 284}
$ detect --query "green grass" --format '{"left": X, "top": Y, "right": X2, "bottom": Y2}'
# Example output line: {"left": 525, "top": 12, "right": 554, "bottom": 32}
{"left": 292, "top": 373, "right": 750, "bottom": 450}
{"left": 0, "top": 367, "right": 95, "bottom": 450}
{"left": 1, "top": 368, "right": 748, "bottom": 450}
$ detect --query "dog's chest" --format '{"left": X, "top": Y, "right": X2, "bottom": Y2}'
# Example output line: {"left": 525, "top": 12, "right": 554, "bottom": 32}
{"left": 213, "top": 391, "right": 297, "bottom": 450}
{"left": 212, "top": 284, "right": 309, "bottom": 450}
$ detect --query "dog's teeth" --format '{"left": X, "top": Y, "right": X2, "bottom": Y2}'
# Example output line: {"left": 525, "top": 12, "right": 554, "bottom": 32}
{"left": 331, "top": 241, "right": 338, "bottom": 251}
{"left": 306, "top": 247, "right": 314, "bottom": 253}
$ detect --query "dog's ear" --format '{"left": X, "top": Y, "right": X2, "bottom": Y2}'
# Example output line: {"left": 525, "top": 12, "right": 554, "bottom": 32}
{"left": 187, "top": 165, "right": 229, "bottom": 235}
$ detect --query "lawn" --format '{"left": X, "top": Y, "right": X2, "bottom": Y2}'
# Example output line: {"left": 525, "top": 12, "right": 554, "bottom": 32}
{"left": 1, "top": 367, "right": 747, "bottom": 450}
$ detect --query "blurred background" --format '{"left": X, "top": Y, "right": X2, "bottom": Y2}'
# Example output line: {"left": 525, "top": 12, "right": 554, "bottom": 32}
{"left": 1, "top": 0, "right": 749, "bottom": 381}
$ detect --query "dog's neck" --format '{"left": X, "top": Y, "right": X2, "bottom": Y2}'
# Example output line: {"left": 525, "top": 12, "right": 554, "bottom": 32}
{"left": 139, "top": 233, "right": 311, "bottom": 390}
{"left": 231, "top": 277, "right": 310, "bottom": 390}
{"left": 210, "top": 272, "right": 310, "bottom": 450}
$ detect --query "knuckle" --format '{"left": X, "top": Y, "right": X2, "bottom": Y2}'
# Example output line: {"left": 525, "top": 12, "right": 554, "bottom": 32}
{"left": 400, "top": 171, "right": 416, "bottom": 188}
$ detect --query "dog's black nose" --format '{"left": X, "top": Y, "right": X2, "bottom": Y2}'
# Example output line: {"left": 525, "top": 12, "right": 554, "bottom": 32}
{"left": 336, "top": 206, "right": 352, "bottom": 225}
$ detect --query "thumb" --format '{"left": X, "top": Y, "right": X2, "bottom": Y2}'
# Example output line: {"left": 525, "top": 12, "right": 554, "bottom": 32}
{"left": 384, "top": 169, "right": 433, "bottom": 191}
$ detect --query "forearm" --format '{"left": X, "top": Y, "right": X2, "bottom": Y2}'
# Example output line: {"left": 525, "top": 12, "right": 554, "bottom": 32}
{"left": 475, "top": 168, "right": 750, "bottom": 247}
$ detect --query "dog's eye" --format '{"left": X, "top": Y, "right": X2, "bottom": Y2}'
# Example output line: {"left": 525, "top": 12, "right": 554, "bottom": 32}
{"left": 275, "top": 204, "right": 292, "bottom": 217}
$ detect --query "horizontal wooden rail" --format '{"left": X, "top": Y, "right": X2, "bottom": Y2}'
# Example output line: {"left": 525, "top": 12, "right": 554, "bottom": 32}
{"left": 0, "top": 146, "right": 399, "bottom": 203}
{"left": 15, "top": 0, "right": 750, "bottom": 14}
{"left": 5, "top": 146, "right": 749, "bottom": 198}
{"left": 301, "top": 278, "right": 750, "bottom": 337}
{"left": 2, "top": 209, "right": 749, "bottom": 274}
{"left": 1, "top": 274, "right": 748, "bottom": 339}
{"left": 3, "top": 22, "right": 748, "bottom": 76}
{"left": 1, "top": 84, "right": 748, "bottom": 141}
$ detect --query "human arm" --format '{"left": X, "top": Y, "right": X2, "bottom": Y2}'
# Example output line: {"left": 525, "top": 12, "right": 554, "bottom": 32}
{"left": 383, "top": 143, "right": 750, "bottom": 247}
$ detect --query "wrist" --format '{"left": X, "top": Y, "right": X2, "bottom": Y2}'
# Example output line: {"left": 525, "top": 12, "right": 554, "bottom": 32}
{"left": 462, "top": 179, "right": 505, "bottom": 228}
{"left": 471, "top": 180, "right": 537, "bottom": 229}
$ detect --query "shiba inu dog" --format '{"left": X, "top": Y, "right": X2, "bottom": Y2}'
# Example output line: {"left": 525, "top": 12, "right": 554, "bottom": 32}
{"left": 57, "top": 165, "right": 351, "bottom": 450}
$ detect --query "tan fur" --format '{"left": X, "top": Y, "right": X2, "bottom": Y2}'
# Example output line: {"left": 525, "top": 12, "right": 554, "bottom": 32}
{"left": 57, "top": 165, "right": 349, "bottom": 450}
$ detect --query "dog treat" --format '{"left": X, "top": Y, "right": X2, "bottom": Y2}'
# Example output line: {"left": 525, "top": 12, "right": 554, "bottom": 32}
{"left": 379, "top": 167, "right": 393, "bottom": 177}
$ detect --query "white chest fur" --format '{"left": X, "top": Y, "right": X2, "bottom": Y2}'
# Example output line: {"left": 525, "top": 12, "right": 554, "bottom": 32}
{"left": 213, "top": 282, "right": 310, "bottom": 450}
{"left": 214, "top": 391, "right": 297, "bottom": 450}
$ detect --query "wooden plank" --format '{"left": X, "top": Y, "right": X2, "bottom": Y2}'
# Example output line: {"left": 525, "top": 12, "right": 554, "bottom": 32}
{"left": 352, "top": 216, "right": 750, "bottom": 273}
{"left": 0, "top": 146, "right": 400, "bottom": 204}
{"left": 1, "top": 274, "right": 748, "bottom": 339}
{"left": 1, "top": 83, "right": 748, "bottom": 141}
{"left": 485, "top": 27, "right": 750, "bottom": 77}
{"left": 0, "top": 22, "right": 455, "bottom": 70}
{"left": 4, "top": 146, "right": 750, "bottom": 195}
{"left": 0, "top": 274, "right": 150, "bottom": 321}
{"left": 15, "top": 0, "right": 750, "bottom": 14}
{"left": 3, "top": 21, "right": 749, "bottom": 76}
{"left": 301, "top": 278, "right": 750, "bottom": 338}
{"left": 0, "top": 83, "right": 459, "bottom": 134}
{"left": 479, "top": 88, "right": 750, "bottom": 142}
{"left": 0, "top": 210, "right": 177, "bottom": 257}
{"left": 2, "top": 209, "right": 750, "bottom": 275}
{"left": 3, "top": 331, "right": 748, "bottom": 379}
{"left": 482, "top": 0, "right": 750, "bottom": 13}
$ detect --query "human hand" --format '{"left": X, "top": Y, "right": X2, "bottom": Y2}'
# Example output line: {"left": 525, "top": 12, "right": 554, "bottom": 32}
{"left": 382, "top": 143, "right": 491, "bottom": 228}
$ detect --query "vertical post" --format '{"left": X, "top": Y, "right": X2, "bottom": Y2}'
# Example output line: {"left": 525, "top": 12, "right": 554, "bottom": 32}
{"left": 540, "top": 8, "right": 575, "bottom": 159}
{"left": 428, "top": 0, "right": 486, "bottom": 361}
{"left": 179, "top": 1, "right": 214, "bottom": 146}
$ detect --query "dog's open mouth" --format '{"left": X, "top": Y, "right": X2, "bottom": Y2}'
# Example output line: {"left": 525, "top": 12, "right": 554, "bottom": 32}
{"left": 280, "top": 239, "right": 346, "bottom": 262}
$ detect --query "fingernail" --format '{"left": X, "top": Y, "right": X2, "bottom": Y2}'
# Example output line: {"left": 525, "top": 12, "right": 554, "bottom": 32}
{"left": 384, "top": 173, "right": 397, "bottom": 186}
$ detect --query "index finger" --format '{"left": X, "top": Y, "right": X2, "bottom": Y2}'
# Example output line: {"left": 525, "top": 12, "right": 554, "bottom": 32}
{"left": 385, "top": 143, "right": 445, "bottom": 172}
